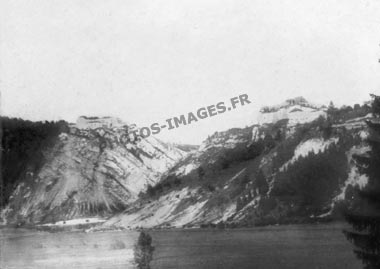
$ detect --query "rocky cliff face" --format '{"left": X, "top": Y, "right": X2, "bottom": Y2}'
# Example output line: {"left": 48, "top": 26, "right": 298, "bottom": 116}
{"left": 105, "top": 99, "right": 371, "bottom": 229}
{"left": 1, "top": 117, "right": 186, "bottom": 225}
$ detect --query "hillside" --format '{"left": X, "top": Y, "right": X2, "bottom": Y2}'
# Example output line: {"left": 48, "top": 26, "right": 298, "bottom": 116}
{"left": 104, "top": 98, "right": 371, "bottom": 228}
{"left": 0, "top": 97, "right": 372, "bottom": 228}
{"left": 0, "top": 117, "right": 187, "bottom": 225}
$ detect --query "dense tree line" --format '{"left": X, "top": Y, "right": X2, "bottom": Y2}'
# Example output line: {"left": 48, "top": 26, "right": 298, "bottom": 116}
{"left": 0, "top": 117, "right": 68, "bottom": 206}
{"left": 272, "top": 142, "right": 349, "bottom": 216}
{"left": 270, "top": 116, "right": 333, "bottom": 172}
{"left": 344, "top": 94, "right": 380, "bottom": 268}
{"left": 327, "top": 102, "right": 371, "bottom": 123}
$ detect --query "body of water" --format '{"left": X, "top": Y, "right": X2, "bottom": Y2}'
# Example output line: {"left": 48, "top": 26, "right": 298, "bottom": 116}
{"left": 0, "top": 223, "right": 361, "bottom": 269}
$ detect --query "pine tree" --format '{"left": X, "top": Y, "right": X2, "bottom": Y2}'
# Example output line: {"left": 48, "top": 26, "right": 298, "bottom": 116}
{"left": 134, "top": 231, "right": 155, "bottom": 269}
{"left": 343, "top": 94, "right": 380, "bottom": 269}
{"left": 328, "top": 101, "right": 335, "bottom": 110}
{"left": 256, "top": 169, "right": 269, "bottom": 195}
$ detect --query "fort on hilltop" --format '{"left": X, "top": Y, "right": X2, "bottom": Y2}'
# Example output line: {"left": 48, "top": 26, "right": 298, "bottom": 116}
{"left": 258, "top": 97, "right": 326, "bottom": 126}
{"left": 260, "top": 96, "right": 324, "bottom": 113}
{"left": 76, "top": 116, "right": 125, "bottom": 129}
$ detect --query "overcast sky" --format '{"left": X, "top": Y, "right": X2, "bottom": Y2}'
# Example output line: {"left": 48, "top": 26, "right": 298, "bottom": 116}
{"left": 1, "top": 0, "right": 380, "bottom": 144}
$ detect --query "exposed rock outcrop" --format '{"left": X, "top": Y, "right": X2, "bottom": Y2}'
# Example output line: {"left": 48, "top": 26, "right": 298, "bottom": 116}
{"left": 1, "top": 117, "right": 186, "bottom": 225}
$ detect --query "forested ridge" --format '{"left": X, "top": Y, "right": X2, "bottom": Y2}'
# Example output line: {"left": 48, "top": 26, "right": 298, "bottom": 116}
{"left": 0, "top": 117, "right": 68, "bottom": 206}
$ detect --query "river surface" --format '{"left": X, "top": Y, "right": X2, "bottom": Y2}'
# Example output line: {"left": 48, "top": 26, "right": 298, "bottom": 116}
{"left": 0, "top": 223, "right": 361, "bottom": 269}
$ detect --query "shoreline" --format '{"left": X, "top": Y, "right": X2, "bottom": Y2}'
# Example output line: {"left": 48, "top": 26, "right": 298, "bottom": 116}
{"left": 0, "top": 217, "right": 347, "bottom": 234}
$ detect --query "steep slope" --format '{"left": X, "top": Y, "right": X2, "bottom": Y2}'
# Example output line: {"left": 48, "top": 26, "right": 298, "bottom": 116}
{"left": 106, "top": 126, "right": 256, "bottom": 228}
{"left": 105, "top": 98, "right": 371, "bottom": 229}
{"left": 1, "top": 117, "right": 187, "bottom": 225}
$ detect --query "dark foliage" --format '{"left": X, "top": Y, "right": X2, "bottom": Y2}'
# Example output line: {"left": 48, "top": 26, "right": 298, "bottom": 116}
{"left": 272, "top": 142, "right": 348, "bottom": 216}
{"left": 146, "top": 184, "right": 156, "bottom": 197}
{"left": 144, "top": 174, "right": 182, "bottom": 198}
{"left": 344, "top": 94, "right": 380, "bottom": 269}
{"left": 327, "top": 102, "right": 371, "bottom": 124}
{"left": 255, "top": 169, "right": 269, "bottom": 196}
{"left": 134, "top": 231, "right": 155, "bottom": 269}
{"left": 197, "top": 166, "right": 205, "bottom": 179}
{"left": 0, "top": 117, "right": 68, "bottom": 206}
{"left": 270, "top": 116, "right": 336, "bottom": 173}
